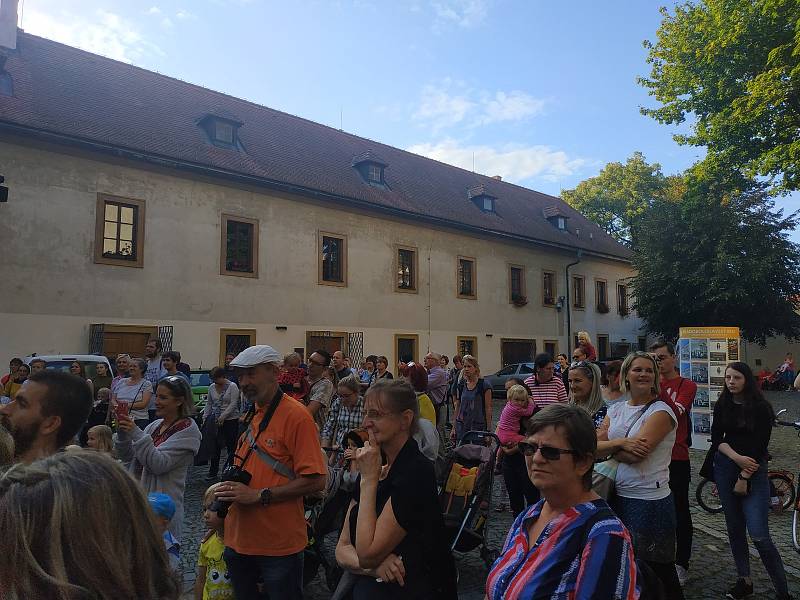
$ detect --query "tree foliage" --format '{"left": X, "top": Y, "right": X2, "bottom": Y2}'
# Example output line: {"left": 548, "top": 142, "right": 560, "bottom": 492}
{"left": 562, "top": 152, "right": 684, "bottom": 247}
{"left": 631, "top": 170, "right": 800, "bottom": 344}
{"left": 640, "top": 0, "right": 800, "bottom": 192}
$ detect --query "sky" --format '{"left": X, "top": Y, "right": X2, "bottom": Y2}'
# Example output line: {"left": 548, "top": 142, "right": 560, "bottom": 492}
{"left": 15, "top": 0, "right": 800, "bottom": 237}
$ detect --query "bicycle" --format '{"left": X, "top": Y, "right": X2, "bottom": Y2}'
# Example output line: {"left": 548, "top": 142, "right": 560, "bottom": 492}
{"left": 774, "top": 409, "right": 800, "bottom": 551}
{"left": 696, "top": 409, "right": 797, "bottom": 516}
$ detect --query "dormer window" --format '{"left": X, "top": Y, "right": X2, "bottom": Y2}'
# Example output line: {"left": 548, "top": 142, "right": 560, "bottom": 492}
{"left": 352, "top": 151, "right": 389, "bottom": 188}
{"left": 468, "top": 184, "right": 497, "bottom": 213}
{"left": 543, "top": 205, "right": 569, "bottom": 231}
{"left": 197, "top": 114, "right": 243, "bottom": 150}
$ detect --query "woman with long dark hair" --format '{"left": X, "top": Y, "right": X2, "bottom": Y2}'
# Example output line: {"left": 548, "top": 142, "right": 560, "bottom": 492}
{"left": 711, "top": 362, "right": 790, "bottom": 599}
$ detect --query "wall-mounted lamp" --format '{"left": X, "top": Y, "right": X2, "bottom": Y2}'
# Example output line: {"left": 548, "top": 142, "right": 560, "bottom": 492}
{"left": 485, "top": 333, "right": 493, "bottom": 338}
{"left": 275, "top": 326, "right": 287, "bottom": 331}
{"left": 555, "top": 296, "right": 565, "bottom": 312}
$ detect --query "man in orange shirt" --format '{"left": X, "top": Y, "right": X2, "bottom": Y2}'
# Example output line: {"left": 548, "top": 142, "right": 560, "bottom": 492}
{"left": 214, "top": 345, "right": 327, "bottom": 600}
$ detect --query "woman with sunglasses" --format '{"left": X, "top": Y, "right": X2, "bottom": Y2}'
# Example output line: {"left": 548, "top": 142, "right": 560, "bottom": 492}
{"left": 597, "top": 351, "right": 683, "bottom": 598}
{"left": 335, "top": 379, "right": 457, "bottom": 599}
{"left": 568, "top": 361, "right": 607, "bottom": 427}
{"left": 115, "top": 375, "right": 201, "bottom": 543}
{"left": 486, "top": 403, "right": 637, "bottom": 599}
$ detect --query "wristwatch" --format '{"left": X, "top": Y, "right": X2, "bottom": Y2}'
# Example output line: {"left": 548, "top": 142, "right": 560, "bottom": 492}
{"left": 259, "top": 488, "right": 273, "bottom": 506}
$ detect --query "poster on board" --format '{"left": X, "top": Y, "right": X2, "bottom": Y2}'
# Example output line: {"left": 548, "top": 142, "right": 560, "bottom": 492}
{"left": 678, "top": 327, "right": 741, "bottom": 451}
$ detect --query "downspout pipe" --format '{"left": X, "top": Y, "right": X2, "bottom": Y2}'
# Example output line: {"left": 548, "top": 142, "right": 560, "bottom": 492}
{"left": 565, "top": 250, "right": 583, "bottom": 354}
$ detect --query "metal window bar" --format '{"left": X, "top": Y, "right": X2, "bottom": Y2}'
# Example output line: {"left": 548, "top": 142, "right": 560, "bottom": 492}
{"left": 158, "top": 326, "right": 174, "bottom": 352}
{"left": 348, "top": 332, "right": 364, "bottom": 369}
{"left": 88, "top": 323, "right": 105, "bottom": 355}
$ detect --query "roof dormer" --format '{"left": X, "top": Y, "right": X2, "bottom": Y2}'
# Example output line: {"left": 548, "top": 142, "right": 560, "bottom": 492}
{"left": 468, "top": 184, "right": 497, "bottom": 213}
{"left": 197, "top": 113, "right": 243, "bottom": 150}
{"left": 352, "top": 150, "right": 389, "bottom": 188}
{"left": 543, "top": 205, "right": 569, "bottom": 231}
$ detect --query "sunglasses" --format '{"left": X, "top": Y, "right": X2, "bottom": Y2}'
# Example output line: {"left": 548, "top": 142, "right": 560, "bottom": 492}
{"left": 569, "top": 361, "right": 595, "bottom": 378}
{"left": 518, "top": 441, "right": 576, "bottom": 461}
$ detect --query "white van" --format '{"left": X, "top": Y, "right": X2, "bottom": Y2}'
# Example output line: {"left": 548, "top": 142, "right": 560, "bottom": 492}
{"left": 24, "top": 354, "right": 115, "bottom": 378}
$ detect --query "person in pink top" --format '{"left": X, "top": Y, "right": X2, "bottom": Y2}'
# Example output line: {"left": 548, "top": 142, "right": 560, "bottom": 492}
{"left": 496, "top": 384, "right": 535, "bottom": 445}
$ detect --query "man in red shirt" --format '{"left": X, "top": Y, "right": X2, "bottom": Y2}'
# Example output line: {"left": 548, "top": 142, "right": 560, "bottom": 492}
{"left": 651, "top": 340, "right": 697, "bottom": 588}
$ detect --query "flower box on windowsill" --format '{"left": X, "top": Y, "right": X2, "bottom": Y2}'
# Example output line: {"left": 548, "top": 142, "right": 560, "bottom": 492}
{"left": 511, "top": 294, "right": 528, "bottom": 307}
{"left": 597, "top": 303, "right": 609, "bottom": 314}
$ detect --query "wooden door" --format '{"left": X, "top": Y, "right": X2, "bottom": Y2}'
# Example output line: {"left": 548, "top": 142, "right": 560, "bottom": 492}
{"left": 306, "top": 331, "right": 346, "bottom": 358}
{"left": 501, "top": 339, "right": 535, "bottom": 366}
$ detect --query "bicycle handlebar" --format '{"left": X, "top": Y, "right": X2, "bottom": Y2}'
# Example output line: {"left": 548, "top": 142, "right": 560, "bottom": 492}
{"left": 775, "top": 419, "right": 800, "bottom": 429}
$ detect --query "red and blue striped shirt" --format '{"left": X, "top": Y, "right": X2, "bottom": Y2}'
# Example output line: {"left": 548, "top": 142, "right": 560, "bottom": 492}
{"left": 486, "top": 499, "right": 639, "bottom": 600}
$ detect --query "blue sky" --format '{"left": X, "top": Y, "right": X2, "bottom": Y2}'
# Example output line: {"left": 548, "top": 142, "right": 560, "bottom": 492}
{"left": 17, "top": 0, "right": 800, "bottom": 235}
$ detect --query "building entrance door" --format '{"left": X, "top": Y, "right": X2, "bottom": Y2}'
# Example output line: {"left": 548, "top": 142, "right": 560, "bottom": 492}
{"left": 306, "top": 331, "right": 347, "bottom": 357}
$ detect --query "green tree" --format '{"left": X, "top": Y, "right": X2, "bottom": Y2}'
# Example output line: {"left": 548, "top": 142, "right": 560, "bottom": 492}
{"left": 631, "top": 170, "right": 800, "bottom": 344}
{"left": 640, "top": 0, "right": 800, "bottom": 192}
{"left": 562, "top": 152, "right": 683, "bottom": 247}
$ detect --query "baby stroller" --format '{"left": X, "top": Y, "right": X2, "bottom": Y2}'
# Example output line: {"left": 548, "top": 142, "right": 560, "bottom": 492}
{"left": 439, "top": 430, "right": 501, "bottom": 568}
{"left": 762, "top": 367, "right": 790, "bottom": 391}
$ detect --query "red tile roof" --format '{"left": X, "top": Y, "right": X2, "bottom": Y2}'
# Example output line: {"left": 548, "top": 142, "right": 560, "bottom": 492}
{"left": 0, "top": 32, "right": 631, "bottom": 261}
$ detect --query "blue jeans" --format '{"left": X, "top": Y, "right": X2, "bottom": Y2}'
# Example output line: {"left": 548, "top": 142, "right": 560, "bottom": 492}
{"left": 714, "top": 452, "right": 789, "bottom": 596}
{"left": 223, "top": 547, "right": 304, "bottom": 600}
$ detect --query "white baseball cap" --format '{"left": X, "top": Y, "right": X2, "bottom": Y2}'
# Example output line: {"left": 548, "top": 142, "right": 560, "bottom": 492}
{"left": 229, "top": 345, "right": 282, "bottom": 368}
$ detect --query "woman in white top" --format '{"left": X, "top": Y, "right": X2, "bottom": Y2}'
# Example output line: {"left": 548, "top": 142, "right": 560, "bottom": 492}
{"left": 597, "top": 351, "right": 683, "bottom": 599}
{"left": 203, "top": 366, "right": 241, "bottom": 479}
{"left": 112, "top": 358, "right": 153, "bottom": 430}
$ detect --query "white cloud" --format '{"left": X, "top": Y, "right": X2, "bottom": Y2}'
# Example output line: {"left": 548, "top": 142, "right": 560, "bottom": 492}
{"left": 22, "top": 9, "right": 162, "bottom": 63}
{"left": 407, "top": 139, "right": 586, "bottom": 184}
{"left": 175, "top": 10, "right": 196, "bottom": 20}
{"left": 161, "top": 17, "right": 174, "bottom": 29}
{"left": 432, "top": 0, "right": 489, "bottom": 28}
{"left": 147, "top": 7, "right": 162, "bottom": 15}
{"left": 413, "top": 81, "right": 546, "bottom": 129}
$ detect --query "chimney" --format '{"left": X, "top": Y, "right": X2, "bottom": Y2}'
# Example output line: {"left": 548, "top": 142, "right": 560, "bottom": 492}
{"left": 0, "top": 0, "right": 18, "bottom": 50}
{"left": 491, "top": 175, "right": 502, "bottom": 181}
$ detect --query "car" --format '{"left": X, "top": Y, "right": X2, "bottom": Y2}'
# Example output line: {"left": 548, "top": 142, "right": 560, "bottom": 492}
{"left": 189, "top": 370, "right": 211, "bottom": 413}
{"left": 484, "top": 362, "right": 535, "bottom": 397}
{"left": 24, "top": 354, "right": 115, "bottom": 379}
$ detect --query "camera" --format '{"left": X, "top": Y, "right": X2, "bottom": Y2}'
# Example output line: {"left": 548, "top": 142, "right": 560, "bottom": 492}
{"left": 215, "top": 464, "right": 252, "bottom": 518}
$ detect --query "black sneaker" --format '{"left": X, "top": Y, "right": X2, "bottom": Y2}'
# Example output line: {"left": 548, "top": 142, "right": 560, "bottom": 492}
{"left": 726, "top": 578, "right": 753, "bottom": 599}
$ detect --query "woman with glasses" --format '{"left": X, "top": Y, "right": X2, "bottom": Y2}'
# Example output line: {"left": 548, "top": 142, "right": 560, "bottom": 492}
{"left": 597, "top": 351, "right": 683, "bottom": 598}
{"left": 321, "top": 374, "right": 365, "bottom": 450}
{"left": 115, "top": 375, "right": 201, "bottom": 543}
{"left": 486, "top": 404, "right": 637, "bottom": 599}
{"left": 335, "top": 379, "right": 457, "bottom": 599}
{"left": 568, "top": 361, "right": 607, "bottom": 427}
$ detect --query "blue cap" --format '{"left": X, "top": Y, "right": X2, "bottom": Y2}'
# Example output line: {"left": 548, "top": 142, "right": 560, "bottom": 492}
{"left": 147, "top": 492, "right": 176, "bottom": 520}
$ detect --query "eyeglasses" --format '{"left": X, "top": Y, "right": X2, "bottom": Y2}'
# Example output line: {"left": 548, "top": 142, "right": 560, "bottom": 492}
{"left": 308, "top": 359, "right": 326, "bottom": 367}
{"left": 517, "top": 441, "right": 576, "bottom": 461}
{"left": 364, "top": 409, "right": 393, "bottom": 420}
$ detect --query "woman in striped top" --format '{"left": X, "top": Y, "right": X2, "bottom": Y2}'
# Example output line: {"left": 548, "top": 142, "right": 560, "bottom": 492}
{"left": 486, "top": 403, "right": 638, "bottom": 600}
{"left": 523, "top": 353, "right": 568, "bottom": 410}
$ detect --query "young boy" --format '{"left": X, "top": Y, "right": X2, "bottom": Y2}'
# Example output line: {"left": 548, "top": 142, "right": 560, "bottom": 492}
{"left": 147, "top": 492, "right": 180, "bottom": 574}
{"left": 196, "top": 484, "right": 234, "bottom": 600}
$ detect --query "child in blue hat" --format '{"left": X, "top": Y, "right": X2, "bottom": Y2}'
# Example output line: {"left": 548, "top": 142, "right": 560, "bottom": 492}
{"left": 147, "top": 492, "right": 180, "bottom": 574}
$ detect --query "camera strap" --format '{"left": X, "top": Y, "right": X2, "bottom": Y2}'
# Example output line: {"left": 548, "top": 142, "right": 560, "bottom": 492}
{"left": 233, "top": 387, "right": 284, "bottom": 471}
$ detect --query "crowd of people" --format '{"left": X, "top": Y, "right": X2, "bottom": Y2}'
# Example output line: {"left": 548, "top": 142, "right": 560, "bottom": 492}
{"left": 0, "top": 332, "right": 794, "bottom": 600}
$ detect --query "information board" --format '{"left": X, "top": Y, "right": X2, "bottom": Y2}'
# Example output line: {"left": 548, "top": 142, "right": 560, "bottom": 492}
{"left": 677, "top": 326, "right": 741, "bottom": 451}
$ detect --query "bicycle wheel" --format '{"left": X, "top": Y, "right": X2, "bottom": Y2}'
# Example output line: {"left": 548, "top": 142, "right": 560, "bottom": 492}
{"left": 794, "top": 477, "right": 800, "bottom": 552}
{"left": 769, "top": 473, "right": 795, "bottom": 512}
{"left": 695, "top": 478, "right": 724, "bottom": 514}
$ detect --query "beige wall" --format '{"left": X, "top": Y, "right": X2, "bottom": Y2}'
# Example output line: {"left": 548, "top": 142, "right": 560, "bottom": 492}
{"left": 0, "top": 140, "right": 643, "bottom": 373}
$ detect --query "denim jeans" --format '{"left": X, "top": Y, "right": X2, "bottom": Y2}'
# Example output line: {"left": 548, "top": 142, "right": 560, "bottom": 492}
{"left": 714, "top": 452, "right": 789, "bottom": 596}
{"left": 223, "top": 547, "right": 304, "bottom": 600}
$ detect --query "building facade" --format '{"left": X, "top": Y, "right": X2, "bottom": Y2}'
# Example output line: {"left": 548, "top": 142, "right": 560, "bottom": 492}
{"left": 0, "top": 29, "right": 643, "bottom": 373}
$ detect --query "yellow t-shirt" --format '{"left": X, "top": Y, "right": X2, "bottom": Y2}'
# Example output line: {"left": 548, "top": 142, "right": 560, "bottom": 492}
{"left": 198, "top": 533, "right": 234, "bottom": 600}
{"left": 417, "top": 392, "right": 436, "bottom": 426}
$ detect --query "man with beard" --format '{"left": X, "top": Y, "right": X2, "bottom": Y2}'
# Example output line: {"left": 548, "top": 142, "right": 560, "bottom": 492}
{"left": 0, "top": 370, "right": 92, "bottom": 463}
{"left": 214, "top": 345, "right": 326, "bottom": 600}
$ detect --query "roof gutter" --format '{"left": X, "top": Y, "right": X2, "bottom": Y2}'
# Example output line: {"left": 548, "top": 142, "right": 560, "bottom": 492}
{"left": 0, "top": 121, "right": 632, "bottom": 263}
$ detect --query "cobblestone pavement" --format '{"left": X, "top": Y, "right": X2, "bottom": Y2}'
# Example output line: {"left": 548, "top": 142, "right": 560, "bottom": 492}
{"left": 179, "top": 392, "right": 800, "bottom": 599}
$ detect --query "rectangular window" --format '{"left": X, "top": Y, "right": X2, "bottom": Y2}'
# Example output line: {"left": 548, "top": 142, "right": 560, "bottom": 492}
{"left": 221, "top": 214, "right": 258, "bottom": 277}
{"left": 597, "top": 334, "right": 610, "bottom": 361}
{"left": 508, "top": 264, "right": 526, "bottom": 303}
{"left": 395, "top": 334, "right": 419, "bottom": 366}
{"left": 368, "top": 164, "right": 383, "bottom": 183}
{"left": 215, "top": 121, "right": 234, "bottom": 144}
{"left": 617, "top": 284, "right": 629, "bottom": 316}
{"left": 542, "top": 270, "right": 556, "bottom": 306}
{"left": 457, "top": 336, "right": 478, "bottom": 358}
{"left": 457, "top": 256, "right": 477, "bottom": 299}
{"left": 396, "top": 246, "right": 417, "bottom": 292}
{"left": 572, "top": 276, "right": 585, "bottom": 308}
{"left": 544, "top": 340, "right": 557, "bottom": 359}
{"left": 219, "top": 328, "right": 256, "bottom": 366}
{"left": 638, "top": 336, "right": 647, "bottom": 351}
{"left": 319, "top": 231, "right": 347, "bottom": 286}
{"left": 94, "top": 194, "right": 145, "bottom": 268}
{"left": 596, "top": 280, "right": 609, "bottom": 313}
